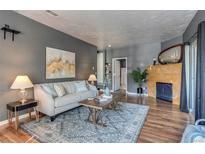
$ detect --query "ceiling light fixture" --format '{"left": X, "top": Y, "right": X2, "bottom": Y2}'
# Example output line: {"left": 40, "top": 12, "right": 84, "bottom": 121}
{"left": 46, "top": 10, "right": 58, "bottom": 17}
{"left": 108, "top": 44, "right": 111, "bottom": 48}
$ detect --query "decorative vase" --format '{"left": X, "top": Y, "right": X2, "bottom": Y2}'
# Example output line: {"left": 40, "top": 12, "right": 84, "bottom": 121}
{"left": 137, "top": 87, "right": 143, "bottom": 94}
{"left": 104, "top": 86, "right": 110, "bottom": 96}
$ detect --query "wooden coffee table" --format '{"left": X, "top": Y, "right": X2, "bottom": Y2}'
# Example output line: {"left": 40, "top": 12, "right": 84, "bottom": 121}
{"left": 79, "top": 98, "right": 113, "bottom": 127}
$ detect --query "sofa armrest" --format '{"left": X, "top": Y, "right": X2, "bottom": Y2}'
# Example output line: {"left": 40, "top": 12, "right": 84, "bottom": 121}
{"left": 34, "top": 85, "right": 55, "bottom": 116}
{"left": 89, "top": 84, "right": 97, "bottom": 91}
{"left": 88, "top": 84, "right": 98, "bottom": 96}
{"left": 195, "top": 119, "right": 205, "bottom": 125}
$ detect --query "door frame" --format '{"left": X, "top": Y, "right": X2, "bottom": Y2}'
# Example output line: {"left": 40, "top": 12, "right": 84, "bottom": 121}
{"left": 112, "top": 57, "right": 128, "bottom": 93}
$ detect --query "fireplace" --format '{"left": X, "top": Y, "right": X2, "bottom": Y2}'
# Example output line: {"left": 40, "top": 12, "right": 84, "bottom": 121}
{"left": 156, "top": 82, "right": 173, "bottom": 102}
{"left": 147, "top": 64, "right": 181, "bottom": 105}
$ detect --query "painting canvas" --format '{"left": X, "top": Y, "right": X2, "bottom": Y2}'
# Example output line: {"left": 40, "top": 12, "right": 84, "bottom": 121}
{"left": 46, "top": 47, "right": 75, "bottom": 79}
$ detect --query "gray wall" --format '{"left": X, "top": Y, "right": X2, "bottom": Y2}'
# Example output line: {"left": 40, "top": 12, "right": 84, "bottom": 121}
{"left": 183, "top": 10, "right": 205, "bottom": 42}
{"left": 161, "top": 35, "right": 183, "bottom": 51}
{"left": 0, "top": 11, "right": 97, "bottom": 121}
{"left": 110, "top": 42, "right": 161, "bottom": 93}
{"left": 105, "top": 47, "right": 113, "bottom": 64}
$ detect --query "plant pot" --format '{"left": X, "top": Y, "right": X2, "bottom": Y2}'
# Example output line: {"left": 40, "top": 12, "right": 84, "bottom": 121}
{"left": 137, "top": 87, "right": 143, "bottom": 94}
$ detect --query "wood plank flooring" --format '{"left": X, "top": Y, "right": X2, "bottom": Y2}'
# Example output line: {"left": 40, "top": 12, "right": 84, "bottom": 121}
{"left": 0, "top": 118, "right": 38, "bottom": 143}
{"left": 0, "top": 94, "right": 192, "bottom": 143}
{"left": 122, "top": 95, "right": 193, "bottom": 143}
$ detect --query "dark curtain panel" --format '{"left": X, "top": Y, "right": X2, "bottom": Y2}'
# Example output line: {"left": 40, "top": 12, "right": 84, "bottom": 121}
{"left": 195, "top": 21, "right": 205, "bottom": 121}
{"left": 180, "top": 45, "right": 189, "bottom": 113}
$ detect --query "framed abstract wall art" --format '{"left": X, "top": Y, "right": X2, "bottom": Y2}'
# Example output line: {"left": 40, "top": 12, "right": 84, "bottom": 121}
{"left": 46, "top": 47, "right": 75, "bottom": 79}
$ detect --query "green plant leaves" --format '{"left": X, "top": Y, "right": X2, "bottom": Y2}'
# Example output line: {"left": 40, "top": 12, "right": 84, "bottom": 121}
{"left": 128, "top": 67, "right": 148, "bottom": 87}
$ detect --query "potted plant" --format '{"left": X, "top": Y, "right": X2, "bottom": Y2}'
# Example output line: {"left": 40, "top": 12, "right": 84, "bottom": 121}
{"left": 129, "top": 67, "right": 148, "bottom": 94}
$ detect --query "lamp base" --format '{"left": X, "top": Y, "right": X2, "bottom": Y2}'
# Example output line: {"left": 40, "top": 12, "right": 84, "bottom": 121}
{"left": 19, "top": 89, "right": 28, "bottom": 104}
{"left": 91, "top": 81, "right": 95, "bottom": 85}
{"left": 20, "top": 99, "right": 27, "bottom": 104}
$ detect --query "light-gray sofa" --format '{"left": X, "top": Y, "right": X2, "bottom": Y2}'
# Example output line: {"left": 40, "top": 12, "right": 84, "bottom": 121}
{"left": 34, "top": 80, "right": 97, "bottom": 121}
{"left": 181, "top": 119, "right": 205, "bottom": 143}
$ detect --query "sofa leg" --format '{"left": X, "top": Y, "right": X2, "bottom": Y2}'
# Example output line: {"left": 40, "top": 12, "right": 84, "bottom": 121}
{"left": 50, "top": 116, "right": 56, "bottom": 122}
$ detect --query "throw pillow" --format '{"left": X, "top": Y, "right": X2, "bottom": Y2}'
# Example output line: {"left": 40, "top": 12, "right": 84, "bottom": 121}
{"left": 64, "top": 82, "right": 76, "bottom": 94}
{"left": 41, "top": 84, "right": 58, "bottom": 97}
{"left": 54, "top": 84, "right": 66, "bottom": 97}
{"left": 74, "top": 81, "right": 88, "bottom": 92}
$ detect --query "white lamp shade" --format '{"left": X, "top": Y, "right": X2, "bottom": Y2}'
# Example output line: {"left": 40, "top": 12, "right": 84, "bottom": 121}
{"left": 88, "top": 74, "right": 97, "bottom": 81}
{"left": 10, "top": 75, "right": 33, "bottom": 90}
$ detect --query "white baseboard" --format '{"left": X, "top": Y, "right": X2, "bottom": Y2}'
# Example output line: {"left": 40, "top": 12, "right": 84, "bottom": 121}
{"left": 0, "top": 111, "right": 35, "bottom": 126}
{"left": 126, "top": 91, "right": 148, "bottom": 96}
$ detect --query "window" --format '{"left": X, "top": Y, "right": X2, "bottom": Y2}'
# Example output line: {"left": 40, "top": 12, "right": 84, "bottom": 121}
{"left": 185, "top": 39, "right": 197, "bottom": 113}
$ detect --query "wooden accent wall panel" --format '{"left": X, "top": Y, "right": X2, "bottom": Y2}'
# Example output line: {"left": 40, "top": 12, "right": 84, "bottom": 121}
{"left": 147, "top": 63, "right": 182, "bottom": 105}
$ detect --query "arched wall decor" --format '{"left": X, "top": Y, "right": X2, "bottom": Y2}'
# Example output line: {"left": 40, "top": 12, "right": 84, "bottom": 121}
{"left": 158, "top": 44, "right": 183, "bottom": 64}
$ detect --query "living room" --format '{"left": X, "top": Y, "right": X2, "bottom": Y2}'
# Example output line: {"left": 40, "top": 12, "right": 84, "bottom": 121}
{"left": 0, "top": 0, "right": 205, "bottom": 153}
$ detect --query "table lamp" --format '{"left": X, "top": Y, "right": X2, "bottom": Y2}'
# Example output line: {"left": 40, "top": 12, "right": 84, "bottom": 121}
{"left": 10, "top": 75, "right": 33, "bottom": 103}
{"left": 88, "top": 74, "right": 97, "bottom": 85}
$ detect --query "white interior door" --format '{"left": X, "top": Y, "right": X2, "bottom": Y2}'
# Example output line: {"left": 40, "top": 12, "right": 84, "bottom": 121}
{"left": 112, "top": 58, "right": 127, "bottom": 92}
{"left": 121, "top": 68, "right": 126, "bottom": 89}
{"left": 114, "top": 60, "right": 121, "bottom": 91}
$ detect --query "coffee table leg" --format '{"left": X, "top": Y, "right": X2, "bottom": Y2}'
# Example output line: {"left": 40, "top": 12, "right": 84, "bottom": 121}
{"left": 88, "top": 108, "right": 97, "bottom": 124}
{"left": 86, "top": 108, "right": 106, "bottom": 127}
{"left": 96, "top": 110, "right": 106, "bottom": 127}
{"left": 88, "top": 108, "right": 92, "bottom": 122}
{"left": 92, "top": 109, "right": 96, "bottom": 124}
{"left": 112, "top": 99, "right": 122, "bottom": 111}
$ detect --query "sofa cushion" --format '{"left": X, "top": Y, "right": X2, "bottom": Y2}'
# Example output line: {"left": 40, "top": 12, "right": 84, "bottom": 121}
{"left": 79, "top": 90, "right": 96, "bottom": 101}
{"left": 54, "top": 84, "right": 66, "bottom": 97}
{"left": 181, "top": 125, "right": 205, "bottom": 143}
{"left": 193, "top": 136, "right": 205, "bottom": 143}
{"left": 41, "top": 84, "right": 57, "bottom": 97}
{"left": 74, "top": 81, "right": 88, "bottom": 93}
{"left": 63, "top": 82, "right": 76, "bottom": 94}
{"left": 88, "top": 84, "right": 97, "bottom": 92}
{"left": 55, "top": 93, "right": 81, "bottom": 107}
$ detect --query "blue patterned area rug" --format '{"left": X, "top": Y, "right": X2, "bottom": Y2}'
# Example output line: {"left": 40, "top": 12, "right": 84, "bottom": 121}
{"left": 20, "top": 103, "right": 149, "bottom": 143}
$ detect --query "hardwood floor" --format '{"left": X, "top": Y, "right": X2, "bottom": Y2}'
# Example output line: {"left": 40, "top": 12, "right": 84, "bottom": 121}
{"left": 122, "top": 95, "right": 193, "bottom": 143}
{"left": 0, "top": 94, "right": 192, "bottom": 143}
{"left": 0, "top": 118, "right": 38, "bottom": 143}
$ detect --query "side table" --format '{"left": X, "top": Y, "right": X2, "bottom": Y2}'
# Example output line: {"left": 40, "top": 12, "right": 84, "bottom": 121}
{"left": 7, "top": 99, "right": 39, "bottom": 130}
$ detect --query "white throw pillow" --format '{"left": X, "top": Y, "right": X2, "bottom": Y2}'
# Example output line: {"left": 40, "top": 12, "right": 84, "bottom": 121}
{"left": 74, "top": 81, "right": 88, "bottom": 92}
{"left": 54, "top": 84, "right": 66, "bottom": 97}
{"left": 41, "top": 84, "right": 57, "bottom": 97}
{"left": 64, "top": 82, "right": 76, "bottom": 94}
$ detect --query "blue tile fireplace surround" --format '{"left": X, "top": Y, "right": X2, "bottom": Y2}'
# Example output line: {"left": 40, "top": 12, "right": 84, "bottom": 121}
{"left": 156, "top": 82, "right": 173, "bottom": 102}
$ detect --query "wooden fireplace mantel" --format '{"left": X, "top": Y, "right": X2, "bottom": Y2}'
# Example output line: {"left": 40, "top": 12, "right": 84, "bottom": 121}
{"left": 147, "top": 63, "right": 182, "bottom": 105}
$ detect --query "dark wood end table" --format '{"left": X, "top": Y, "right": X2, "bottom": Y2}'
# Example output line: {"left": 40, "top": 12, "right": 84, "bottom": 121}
{"left": 7, "top": 99, "right": 39, "bottom": 130}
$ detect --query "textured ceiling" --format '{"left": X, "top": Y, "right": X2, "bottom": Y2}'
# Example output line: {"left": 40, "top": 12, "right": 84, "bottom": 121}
{"left": 15, "top": 10, "right": 197, "bottom": 50}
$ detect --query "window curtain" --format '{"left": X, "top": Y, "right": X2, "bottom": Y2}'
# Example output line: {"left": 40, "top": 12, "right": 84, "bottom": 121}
{"left": 180, "top": 44, "right": 189, "bottom": 113}
{"left": 195, "top": 21, "right": 205, "bottom": 121}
